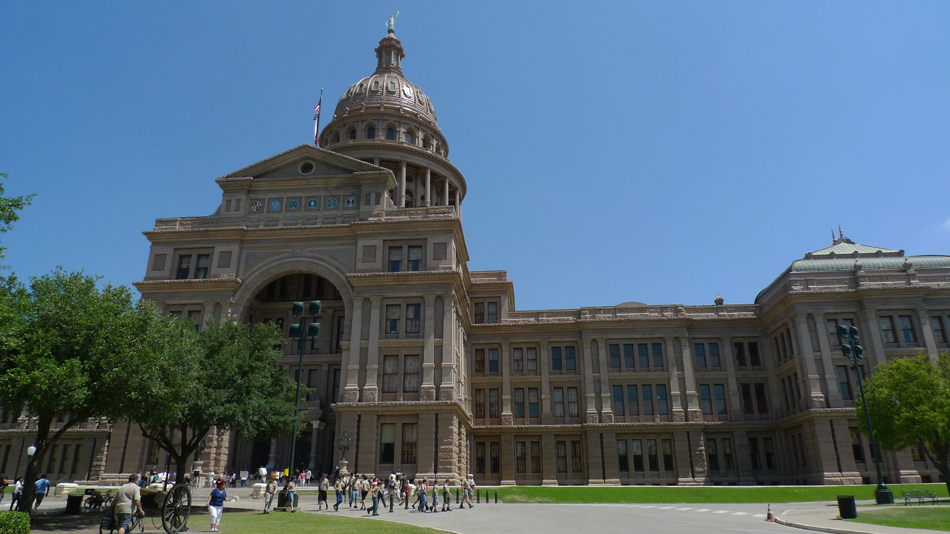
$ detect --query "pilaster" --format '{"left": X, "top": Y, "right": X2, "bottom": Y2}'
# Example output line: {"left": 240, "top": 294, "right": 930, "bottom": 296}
{"left": 813, "top": 312, "right": 843, "bottom": 408}
{"left": 501, "top": 342, "right": 513, "bottom": 425}
{"left": 539, "top": 340, "right": 553, "bottom": 425}
{"left": 363, "top": 297, "right": 381, "bottom": 402}
{"left": 679, "top": 336, "right": 702, "bottom": 422}
{"left": 541, "top": 433, "right": 558, "bottom": 485}
{"left": 417, "top": 413, "right": 436, "bottom": 479}
{"left": 421, "top": 295, "right": 437, "bottom": 400}
{"left": 343, "top": 297, "right": 363, "bottom": 402}
{"left": 665, "top": 337, "right": 685, "bottom": 422}
{"left": 596, "top": 339, "right": 614, "bottom": 423}
{"left": 720, "top": 335, "right": 743, "bottom": 419}
{"left": 439, "top": 296, "right": 456, "bottom": 400}
{"left": 582, "top": 340, "right": 599, "bottom": 423}
{"left": 794, "top": 313, "right": 825, "bottom": 408}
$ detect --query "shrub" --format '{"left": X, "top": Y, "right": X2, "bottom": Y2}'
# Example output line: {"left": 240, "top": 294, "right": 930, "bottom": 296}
{"left": 0, "top": 511, "right": 29, "bottom": 534}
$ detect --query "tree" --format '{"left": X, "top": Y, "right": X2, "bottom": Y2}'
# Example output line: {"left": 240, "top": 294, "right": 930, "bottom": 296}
{"left": 0, "top": 173, "right": 34, "bottom": 260}
{"left": 858, "top": 353, "right": 950, "bottom": 496}
{"left": 129, "top": 318, "right": 303, "bottom": 483}
{"left": 0, "top": 269, "right": 154, "bottom": 512}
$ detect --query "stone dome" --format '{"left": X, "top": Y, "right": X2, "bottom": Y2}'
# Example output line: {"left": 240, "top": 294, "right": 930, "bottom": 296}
{"left": 332, "top": 30, "right": 438, "bottom": 129}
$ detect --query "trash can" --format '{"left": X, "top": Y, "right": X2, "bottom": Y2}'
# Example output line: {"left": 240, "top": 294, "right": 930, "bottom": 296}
{"left": 65, "top": 493, "right": 84, "bottom": 514}
{"left": 277, "top": 490, "right": 298, "bottom": 509}
{"left": 837, "top": 495, "right": 857, "bottom": 519}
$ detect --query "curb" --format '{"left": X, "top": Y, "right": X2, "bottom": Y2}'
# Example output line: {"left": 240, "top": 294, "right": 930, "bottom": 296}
{"left": 775, "top": 509, "right": 874, "bottom": 534}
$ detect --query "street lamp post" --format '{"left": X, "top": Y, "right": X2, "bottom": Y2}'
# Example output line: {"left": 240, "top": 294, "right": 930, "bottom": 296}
{"left": 288, "top": 300, "right": 321, "bottom": 478}
{"left": 337, "top": 431, "right": 352, "bottom": 478}
{"left": 837, "top": 324, "right": 894, "bottom": 505}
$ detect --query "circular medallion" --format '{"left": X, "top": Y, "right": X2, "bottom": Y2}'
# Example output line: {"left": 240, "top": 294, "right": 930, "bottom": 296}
{"left": 250, "top": 200, "right": 262, "bottom": 212}
{"left": 288, "top": 199, "right": 300, "bottom": 210}
{"left": 269, "top": 200, "right": 281, "bottom": 211}
{"left": 307, "top": 198, "right": 318, "bottom": 209}
{"left": 326, "top": 197, "right": 338, "bottom": 208}
{"left": 345, "top": 196, "right": 356, "bottom": 208}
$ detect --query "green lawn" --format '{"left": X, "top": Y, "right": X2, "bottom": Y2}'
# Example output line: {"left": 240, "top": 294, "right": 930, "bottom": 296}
{"left": 209, "top": 511, "right": 442, "bottom": 534}
{"left": 847, "top": 507, "right": 950, "bottom": 532}
{"left": 493, "top": 484, "right": 948, "bottom": 504}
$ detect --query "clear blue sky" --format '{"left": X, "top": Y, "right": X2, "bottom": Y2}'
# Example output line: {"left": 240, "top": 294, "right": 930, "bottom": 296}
{"left": 2, "top": 1, "right": 949, "bottom": 311}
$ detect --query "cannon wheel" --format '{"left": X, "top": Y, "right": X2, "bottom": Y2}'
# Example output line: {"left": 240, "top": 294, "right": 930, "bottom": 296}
{"left": 161, "top": 485, "right": 192, "bottom": 534}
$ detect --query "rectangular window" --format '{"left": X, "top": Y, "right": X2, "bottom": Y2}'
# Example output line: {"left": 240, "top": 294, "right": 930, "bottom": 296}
{"left": 613, "top": 385, "right": 625, "bottom": 416}
{"left": 528, "top": 388, "right": 539, "bottom": 418}
{"left": 408, "top": 245, "right": 423, "bottom": 271}
{"left": 694, "top": 343, "right": 706, "bottom": 368}
{"left": 556, "top": 441, "right": 568, "bottom": 473}
{"left": 647, "top": 439, "right": 659, "bottom": 472}
{"left": 631, "top": 439, "right": 644, "bottom": 472}
{"left": 642, "top": 385, "right": 654, "bottom": 415}
{"left": 827, "top": 319, "right": 840, "bottom": 346}
{"left": 332, "top": 368, "right": 341, "bottom": 403}
{"left": 516, "top": 441, "right": 526, "bottom": 473}
{"left": 837, "top": 366, "right": 853, "bottom": 400}
{"left": 567, "top": 387, "right": 579, "bottom": 417}
{"left": 474, "top": 302, "right": 485, "bottom": 323}
{"left": 553, "top": 387, "right": 565, "bottom": 417}
{"left": 514, "top": 388, "right": 525, "bottom": 418}
{"left": 740, "top": 383, "right": 753, "bottom": 414}
{"left": 489, "top": 349, "right": 499, "bottom": 373}
{"left": 551, "top": 347, "right": 562, "bottom": 371}
{"left": 380, "top": 423, "right": 396, "bottom": 464}
{"left": 526, "top": 348, "right": 538, "bottom": 372}
{"left": 764, "top": 437, "right": 776, "bottom": 469}
{"left": 489, "top": 389, "right": 499, "bottom": 418}
{"left": 899, "top": 315, "right": 916, "bottom": 343}
{"left": 617, "top": 439, "right": 629, "bottom": 472}
{"left": 627, "top": 385, "right": 639, "bottom": 415}
{"left": 406, "top": 304, "right": 421, "bottom": 334}
{"left": 624, "top": 344, "right": 634, "bottom": 369}
{"left": 475, "top": 442, "right": 486, "bottom": 474}
{"left": 749, "top": 437, "right": 761, "bottom": 470}
{"left": 490, "top": 442, "right": 500, "bottom": 474}
{"left": 708, "top": 438, "right": 720, "bottom": 472}
{"left": 663, "top": 439, "right": 674, "bottom": 471}
{"left": 609, "top": 344, "right": 621, "bottom": 369}
{"left": 177, "top": 255, "right": 191, "bottom": 279}
{"left": 734, "top": 341, "right": 747, "bottom": 366}
{"left": 714, "top": 384, "right": 727, "bottom": 415}
{"left": 638, "top": 344, "right": 649, "bottom": 368}
{"left": 566, "top": 346, "right": 577, "bottom": 370}
{"left": 386, "top": 304, "right": 400, "bottom": 334}
{"left": 403, "top": 355, "right": 420, "bottom": 393}
{"left": 70, "top": 444, "right": 82, "bottom": 476}
{"left": 388, "top": 247, "right": 402, "bottom": 272}
{"left": 722, "top": 438, "right": 734, "bottom": 470}
{"left": 709, "top": 343, "right": 720, "bottom": 367}
{"left": 195, "top": 254, "right": 210, "bottom": 279}
{"left": 513, "top": 348, "right": 524, "bottom": 371}
{"left": 382, "top": 355, "right": 399, "bottom": 393}
{"left": 475, "top": 389, "right": 485, "bottom": 418}
{"left": 401, "top": 423, "right": 418, "bottom": 464}
{"left": 475, "top": 349, "right": 485, "bottom": 373}
{"left": 699, "top": 384, "right": 712, "bottom": 415}
{"left": 571, "top": 441, "right": 583, "bottom": 473}
{"left": 530, "top": 441, "right": 541, "bottom": 473}
{"left": 487, "top": 302, "right": 498, "bottom": 323}
{"left": 931, "top": 317, "right": 947, "bottom": 344}
{"left": 656, "top": 384, "right": 668, "bottom": 415}
{"left": 755, "top": 383, "right": 768, "bottom": 413}
{"left": 879, "top": 316, "right": 897, "bottom": 343}
{"left": 748, "top": 341, "right": 761, "bottom": 367}
{"left": 652, "top": 343, "right": 664, "bottom": 368}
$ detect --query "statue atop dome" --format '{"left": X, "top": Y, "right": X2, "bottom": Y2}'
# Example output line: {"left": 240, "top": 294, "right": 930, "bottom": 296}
{"left": 386, "top": 11, "right": 399, "bottom": 32}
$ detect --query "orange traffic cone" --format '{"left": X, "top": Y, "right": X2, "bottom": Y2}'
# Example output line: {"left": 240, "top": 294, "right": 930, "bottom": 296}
{"left": 766, "top": 503, "right": 774, "bottom": 522}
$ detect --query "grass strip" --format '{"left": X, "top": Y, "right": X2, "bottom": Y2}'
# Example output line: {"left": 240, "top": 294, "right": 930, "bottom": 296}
{"left": 210, "top": 510, "right": 444, "bottom": 534}
{"left": 846, "top": 507, "right": 950, "bottom": 532}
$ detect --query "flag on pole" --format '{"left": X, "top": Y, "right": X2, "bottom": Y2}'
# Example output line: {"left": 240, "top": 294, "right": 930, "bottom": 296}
{"left": 313, "top": 89, "right": 323, "bottom": 146}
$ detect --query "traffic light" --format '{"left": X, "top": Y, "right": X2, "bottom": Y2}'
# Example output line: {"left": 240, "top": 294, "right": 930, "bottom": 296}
{"left": 290, "top": 320, "right": 322, "bottom": 338}
{"left": 841, "top": 344, "right": 852, "bottom": 358}
{"left": 309, "top": 300, "right": 321, "bottom": 315}
{"left": 853, "top": 344, "right": 863, "bottom": 360}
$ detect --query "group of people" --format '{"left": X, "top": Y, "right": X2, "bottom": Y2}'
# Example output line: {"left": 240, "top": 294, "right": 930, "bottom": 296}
{"left": 1, "top": 474, "right": 51, "bottom": 512}
{"left": 332, "top": 472, "right": 478, "bottom": 515}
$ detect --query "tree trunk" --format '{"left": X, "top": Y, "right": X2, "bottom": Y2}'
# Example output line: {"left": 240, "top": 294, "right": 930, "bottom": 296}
{"left": 19, "top": 415, "right": 52, "bottom": 514}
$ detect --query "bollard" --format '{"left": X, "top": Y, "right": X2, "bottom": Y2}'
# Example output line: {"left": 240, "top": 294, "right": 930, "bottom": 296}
{"left": 477, "top": 489, "right": 481, "bottom": 503}
{"left": 405, "top": 492, "right": 409, "bottom": 509}
{"left": 495, "top": 490, "right": 498, "bottom": 503}
{"left": 390, "top": 493, "right": 394, "bottom": 513}
{"left": 456, "top": 488, "right": 459, "bottom": 504}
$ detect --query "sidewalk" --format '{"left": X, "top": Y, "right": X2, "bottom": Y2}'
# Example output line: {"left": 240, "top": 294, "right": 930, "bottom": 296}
{"left": 777, "top": 501, "right": 947, "bottom": 534}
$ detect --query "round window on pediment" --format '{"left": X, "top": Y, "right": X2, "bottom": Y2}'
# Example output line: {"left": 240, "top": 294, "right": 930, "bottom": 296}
{"left": 298, "top": 160, "right": 316, "bottom": 175}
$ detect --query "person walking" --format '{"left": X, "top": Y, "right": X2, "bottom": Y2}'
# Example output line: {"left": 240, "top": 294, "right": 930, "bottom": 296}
{"left": 467, "top": 473, "right": 477, "bottom": 507}
{"left": 418, "top": 478, "right": 428, "bottom": 512}
{"left": 206, "top": 479, "right": 230, "bottom": 532}
{"left": 441, "top": 479, "right": 452, "bottom": 511}
{"left": 369, "top": 478, "right": 382, "bottom": 516}
{"left": 333, "top": 475, "right": 344, "bottom": 511}
{"left": 8, "top": 477, "right": 22, "bottom": 511}
{"left": 262, "top": 474, "right": 278, "bottom": 514}
{"left": 431, "top": 479, "right": 439, "bottom": 512}
{"left": 34, "top": 474, "right": 51, "bottom": 510}
{"left": 317, "top": 473, "right": 329, "bottom": 510}
{"left": 459, "top": 476, "right": 471, "bottom": 509}
{"left": 284, "top": 476, "right": 298, "bottom": 513}
{"left": 348, "top": 474, "right": 358, "bottom": 508}
{"left": 0, "top": 477, "right": 7, "bottom": 508}
{"left": 359, "top": 475, "right": 369, "bottom": 510}
{"left": 113, "top": 474, "right": 145, "bottom": 534}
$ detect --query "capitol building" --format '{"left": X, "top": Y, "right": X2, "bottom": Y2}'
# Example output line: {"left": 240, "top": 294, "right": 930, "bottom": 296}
{"left": 4, "top": 28, "right": 950, "bottom": 488}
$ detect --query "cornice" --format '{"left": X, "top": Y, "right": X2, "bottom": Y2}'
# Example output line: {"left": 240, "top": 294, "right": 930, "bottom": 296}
{"left": 332, "top": 142, "right": 467, "bottom": 196}
{"left": 133, "top": 277, "right": 243, "bottom": 293}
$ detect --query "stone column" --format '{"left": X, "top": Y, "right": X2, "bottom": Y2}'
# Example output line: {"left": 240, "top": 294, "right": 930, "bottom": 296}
{"left": 357, "top": 414, "right": 378, "bottom": 478}
{"left": 454, "top": 189, "right": 461, "bottom": 218}
{"left": 436, "top": 413, "right": 459, "bottom": 480}
{"left": 596, "top": 339, "right": 613, "bottom": 423}
{"left": 665, "top": 337, "right": 685, "bottom": 422}
{"left": 202, "top": 302, "right": 216, "bottom": 329}
{"left": 267, "top": 438, "right": 278, "bottom": 469}
{"left": 688, "top": 429, "right": 707, "bottom": 484}
{"left": 794, "top": 313, "right": 825, "bottom": 408}
{"left": 831, "top": 419, "right": 859, "bottom": 479}
{"left": 308, "top": 425, "right": 319, "bottom": 468}
{"left": 424, "top": 168, "right": 431, "bottom": 207}
{"left": 813, "top": 313, "right": 843, "bottom": 408}
{"left": 585, "top": 430, "right": 604, "bottom": 484}
{"left": 806, "top": 419, "right": 841, "bottom": 484}
{"left": 582, "top": 340, "right": 599, "bottom": 423}
{"left": 398, "top": 161, "right": 407, "bottom": 207}
{"left": 601, "top": 431, "right": 621, "bottom": 484}
{"left": 501, "top": 342, "right": 513, "bottom": 425}
{"left": 417, "top": 413, "right": 437, "bottom": 479}
{"left": 439, "top": 296, "right": 456, "bottom": 400}
{"left": 859, "top": 309, "right": 887, "bottom": 369}
{"left": 541, "top": 433, "right": 558, "bottom": 485}
{"left": 539, "top": 341, "right": 553, "bottom": 424}
{"left": 732, "top": 429, "right": 756, "bottom": 485}
{"left": 443, "top": 181, "right": 450, "bottom": 207}
{"left": 343, "top": 297, "right": 363, "bottom": 402}
{"left": 720, "top": 336, "right": 742, "bottom": 420}
{"left": 500, "top": 434, "right": 516, "bottom": 485}
{"left": 421, "top": 295, "right": 437, "bottom": 400}
{"left": 363, "top": 298, "right": 382, "bottom": 402}
{"left": 673, "top": 429, "right": 695, "bottom": 485}
{"left": 679, "top": 337, "right": 702, "bottom": 421}
{"left": 916, "top": 307, "right": 939, "bottom": 359}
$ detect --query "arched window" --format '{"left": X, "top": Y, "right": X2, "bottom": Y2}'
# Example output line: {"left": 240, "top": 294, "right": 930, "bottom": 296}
{"left": 373, "top": 81, "right": 379, "bottom": 90}
{"left": 386, "top": 128, "right": 396, "bottom": 140}
{"left": 405, "top": 131, "right": 414, "bottom": 144}
{"left": 367, "top": 127, "right": 376, "bottom": 139}
{"left": 357, "top": 83, "right": 364, "bottom": 93}
{"left": 422, "top": 135, "right": 430, "bottom": 149}
{"left": 349, "top": 128, "right": 356, "bottom": 140}
{"left": 331, "top": 131, "right": 341, "bottom": 144}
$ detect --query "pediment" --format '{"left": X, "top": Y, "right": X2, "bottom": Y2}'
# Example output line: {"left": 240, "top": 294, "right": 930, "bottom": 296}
{"left": 219, "top": 144, "right": 387, "bottom": 181}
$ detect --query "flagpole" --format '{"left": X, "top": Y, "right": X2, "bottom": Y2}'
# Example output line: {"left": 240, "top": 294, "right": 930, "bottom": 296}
{"left": 314, "top": 87, "right": 323, "bottom": 146}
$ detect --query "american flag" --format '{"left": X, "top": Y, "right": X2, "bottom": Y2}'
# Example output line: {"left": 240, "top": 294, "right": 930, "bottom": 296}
{"left": 313, "top": 91, "right": 323, "bottom": 146}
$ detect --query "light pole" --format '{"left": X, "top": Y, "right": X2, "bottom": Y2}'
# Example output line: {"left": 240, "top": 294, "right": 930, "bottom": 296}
{"left": 837, "top": 324, "right": 894, "bottom": 504}
{"left": 337, "top": 431, "right": 352, "bottom": 478}
{"left": 288, "top": 300, "right": 321, "bottom": 477}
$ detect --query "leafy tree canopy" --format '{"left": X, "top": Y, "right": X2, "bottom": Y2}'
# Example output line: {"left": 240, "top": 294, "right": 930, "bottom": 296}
{"left": 0, "top": 173, "right": 34, "bottom": 259}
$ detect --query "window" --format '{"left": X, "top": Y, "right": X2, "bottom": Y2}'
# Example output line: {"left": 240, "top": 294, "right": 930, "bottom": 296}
{"left": 386, "top": 305, "right": 400, "bottom": 334}
{"left": 177, "top": 255, "right": 191, "bottom": 279}
{"left": 755, "top": 383, "right": 768, "bottom": 413}
{"left": 624, "top": 344, "right": 634, "bottom": 368}
{"left": 386, "top": 127, "right": 396, "bottom": 140}
{"left": 526, "top": 348, "right": 537, "bottom": 371}
{"left": 474, "top": 302, "right": 485, "bottom": 323}
{"left": 513, "top": 348, "right": 523, "bottom": 371}
{"left": 530, "top": 441, "right": 541, "bottom": 473}
{"left": 631, "top": 439, "right": 644, "bottom": 472}
{"left": 389, "top": 81, "right": 396, "bottom": 91}
{"left": 722, "top": 438, "right": 734, "bottom": 470}
{"left": 932, "top": 317, "right": 947, "bottom": 344}
{"left": 528, "top": 388, "right": 539, "bottom": 418}
{"left": 749, "top": 437, "right": 761, "bottom": 470}
{"left": 638, "top": 344, "right": 649, "bottom": 368}
{"left": 367, "top": 127, "right": 376, "bottom": 139}
{"left": 557, "top": 441, "right": 568, "bottom": 473}
{"left": 652, "top": 343, "right": 664, "bottom": 368}
{"left": 475, "top": 442, "right": 486, "bottom": 474}
{"left": 609, "top": 344, "right": 621, "bottom": 369}
{"left": 709, "top": 343, "right": 720, "bottom": 367}
{"left": 879, "top": 316, "right": 897, "bottom": 343}
{"left": 657, "top": 384, "right": 668, "bottom": 415}
{"left": 613, "top": 385, "right": 625, "bottom": 415}
{"left": 567, "top": 387, "right": 579, "bottom": 417}
{"left": 553, "top": 387, "right": 565, "bottom": 417}
{"left": 383, "top": 355, "right": 399, "bottom": 393}
{"left": 827, "top": 319, "right": 841, "bottom": 346}
{"left": 195, "top": 254, "right": 210, "bottom": 279}
{"left": 380, "top": 423, "right": 395, "bottom": 463}
{"left": 627, "top": 385, "right": 639, "bottom": 415}
{"left": 551, "top": 347, "right": 562, "bottom": 371}
{"left": 748, "top": 342, "right": 761, "bottom": 366}
{"left": 475, "top": 389, "right": 485, "bottom": 418}
{"left": 403, "top": 355, "right": 420, "bottom": 392}
{"left": 694, "top": 343, "right": 706, "bottom": 368}
{"left": 406, "top": 304, "right": 421, "bottom": 334}
{"left": 663, "top": 439, "right": 674, "bottom": 471}
{"left": 571, "top": 441, "right": 583, "bottom": 473}
{"left": 708, "top": 438, "right": 719, "bottom": 472}
{"left": 332, "top": 368, "right": 341, "bottom": 403}
{"left": 490, "top": 442, "right": 500, "bottom": 473}
{"left": 714, "top": 384, "right": 727, "bottom": 415}
{"left": 764, "top": 437, "right": 775, "bottom": 469}
{"left": 475, "top": 349, "right": 485, "bottom": 373}
{"left": 402, "top": 423, "right": 417, "bottom": 464}
{"left": 408, "top": 246, "right": 423, "bottom": 271}
{"left": 388, "top": 247, "right": 402, "bottom": 272}
{"left": 357, "top": 83, "right": 364, "bottom": 93}
{"left": 642, "top": 385, "right": 654, "bottom": 415}
{"left": 566, "top": 346, "right": 576, "bottom": 370}
{"left": 487, "top": 302, "right": 498, "bottom": 323}
{"left": 405, "top": 132, "right": 413, "bottom": 143}
{"left": 349, "top": 128, "right": 356, "bottom": 140}
{"left": 514, "top": 388, "right": 525, "bottom": 418}
{"left": 488, "top": 349, "right": 499, "bottom": 373}
{"left": 699, "top": 384, "right": 712, "bottom": 415}
{"left": 740, "top": 383, "right": 754, "bottom": 414}
{"left": 489, "top": 389, "right": 499, "bottom": 418}
{"left": 899, "top": 315, "right": 916, "bottom": 343}
{"left": 836, "top": 366, "right": 853, "bottom": 400}
{"left": 647, "top": 439, "right": 659, "bottom": 471}
{"left": 617, "top": 439, "right": 629, "bottom": 472}
{"left": 516, "top": 442, "right": 526, "bottom": 473}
